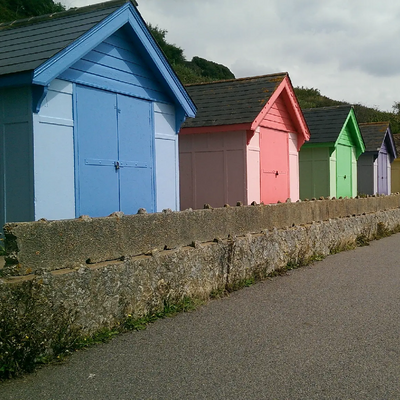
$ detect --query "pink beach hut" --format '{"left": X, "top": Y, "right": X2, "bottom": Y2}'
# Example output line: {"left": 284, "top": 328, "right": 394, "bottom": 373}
{"left": 179, "top": 73, "right": 310, "bottom": 209}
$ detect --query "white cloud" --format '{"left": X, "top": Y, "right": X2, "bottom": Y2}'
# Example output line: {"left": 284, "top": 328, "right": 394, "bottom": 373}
{"left": 59, "top": 0, "right": 400, "bottom": 112}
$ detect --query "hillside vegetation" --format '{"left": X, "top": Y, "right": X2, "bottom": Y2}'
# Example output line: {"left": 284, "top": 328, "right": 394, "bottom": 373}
{"left": 0, "top": 1, "right": 398, "bottom": 134}
{"left": 0, "top": 0, "right": 64, "bottom": 21}
{"left": 148, "top": 25, "right": 235, "bottom": 84}
{"left": 150, "top": 26, "right": 400, "bottom": 134}
{"left": 294, "top": 87, "right": 400, "bottom": 134}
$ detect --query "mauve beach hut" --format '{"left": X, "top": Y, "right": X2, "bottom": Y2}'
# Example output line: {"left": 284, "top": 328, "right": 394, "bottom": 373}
{"left": 179, "top": 73, "right": 310, "bottom": 209}
{"left": 299, "top": 105, "right": 365, "bottom": 199}
{"left": 357, "top": 122, "right": 396, "bottom": 195}
{"left": 0, "top": 0, "right": 196, "bottom": 228}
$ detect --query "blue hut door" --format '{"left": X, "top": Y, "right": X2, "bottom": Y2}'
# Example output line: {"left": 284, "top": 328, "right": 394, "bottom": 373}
{"left": 377, "top": 145, "right": 388, "bottom": 194}
{"left": 75, "top": 86, "right": 154, "bottom": 217}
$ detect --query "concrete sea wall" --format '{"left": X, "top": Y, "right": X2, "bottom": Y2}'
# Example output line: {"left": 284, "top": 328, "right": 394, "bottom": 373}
{"left": 1, "top": 195, "right": 400, "bottom": 366}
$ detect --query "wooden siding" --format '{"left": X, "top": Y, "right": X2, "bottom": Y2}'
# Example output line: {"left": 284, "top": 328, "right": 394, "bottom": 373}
{"left": 357, "top": 153, "right": 375, "bottom": 195}
{"left": 179, "top": 131, "right": 247, "bottom": 209}
{"left": 336, "top": 144, "right": 353, "bottom": 198}
{"left": 259, "top": 127, "right": 289, "bottom": 204}
{"left": 351, "top": 147, "right": 357, "bottom": 197}
{"left": 391, "top": 159, "right": 400, "bottom": 193}
{"left": 33, "top": 79, "right": 75, "bottom": 220}
{"left": 59, "top": 27, "right": 171, "bottom": 103}
{"left": 74, "top": 85, "right": 155, "bottom": 217}
{"left": 329, "top": 148, "right": 337, "bottom": 197}
{"left": 154, "top": 102, "right": 179, "bottom": 211}
{"left": 337, "top": 126, "right": 358, "bottom": 197}
{"left": 246, "top": 129, "right": 260, "bottom": 204}
{"left": 299, "top": 147, "right": 330, "bottom": 199}
{"left": 0, "top": 86, "right": 34, "bottom": 228}
{"left": 337, "top": 125, "right": 354, "bottom": 147}
{"left": 288, "top": 133, "right": 299, "bottom": 201}
{"left": 387, "top": 153, "right": 392, "bottom": 194}
{"left": 260, "top": 95, "right": 297, "bottom": 132}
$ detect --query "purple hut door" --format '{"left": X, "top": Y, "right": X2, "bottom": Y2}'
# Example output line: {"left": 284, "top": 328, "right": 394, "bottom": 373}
{"left": 377, "top": 145, "right": 388, "bottom": 194}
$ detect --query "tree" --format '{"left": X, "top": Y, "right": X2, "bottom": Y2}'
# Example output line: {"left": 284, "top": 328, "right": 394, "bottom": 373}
{"left": 0, "top": 0, "right": 65, "bottom": 23}
{"left": 148, "top": 24, "right": 186, "bottom": 65}
{"left": 148, "top": 24, "right": 235, "bottom": 85}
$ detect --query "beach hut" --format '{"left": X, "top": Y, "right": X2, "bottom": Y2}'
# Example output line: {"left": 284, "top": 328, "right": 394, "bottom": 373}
{"left": 0, "top": 0, "right": 196, "bottom": 228}
{"left": 358, "top": 122, "right": 396, "bottom": 195}
{"left": 299, "top": 105, "right": 365, "bottom": 199}
{"left": 179, "top": 73, "right": 310, "bottom": 209}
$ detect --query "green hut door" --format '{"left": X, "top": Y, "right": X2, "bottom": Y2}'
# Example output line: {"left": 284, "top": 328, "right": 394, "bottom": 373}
{"left": 336, "top": 144, "right": 352, "bottom": 197}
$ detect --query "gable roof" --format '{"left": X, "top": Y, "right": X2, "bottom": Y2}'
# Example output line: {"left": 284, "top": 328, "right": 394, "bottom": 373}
{"left": 302, "top": 105, "right": 354, "bottom": 143}
{"left": 0, "top": 0, "right": 196, "bottom": 118}
{"left": 302, "top": 105, "right": 365, "bottom": 157}
{"left": 358, "top": 122, "right": 396, "bottom": 158}
{"left": 181, "top": 73, "right": 310, "bottom": 147}
{"left": 183, "top": 73, "right": 287, "bottom": 128}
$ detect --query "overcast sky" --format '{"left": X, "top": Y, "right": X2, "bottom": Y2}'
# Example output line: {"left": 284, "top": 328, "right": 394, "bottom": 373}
{"left": 60, "top": 0, "right": 400, "bottom": 112}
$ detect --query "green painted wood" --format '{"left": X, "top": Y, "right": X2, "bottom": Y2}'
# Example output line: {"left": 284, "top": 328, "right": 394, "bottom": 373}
{"left": 299, "top": 147, "right": 330, "bottom": 199}
{"left": 299, "top": 108, "right": 364, "bottom": 200}
{"left": 335, "top": 109, "right": 365, "bottom": 158}
{"left": 336, "top": 144, "right": 352, "bottom": 197}
{"left": 337, "top": 126, "right": 354, "bottom": 147}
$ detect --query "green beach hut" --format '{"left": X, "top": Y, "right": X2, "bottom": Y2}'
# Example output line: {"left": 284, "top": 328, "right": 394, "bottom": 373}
{"left": 299, "top": 105, "right": 365, "bottom": 199}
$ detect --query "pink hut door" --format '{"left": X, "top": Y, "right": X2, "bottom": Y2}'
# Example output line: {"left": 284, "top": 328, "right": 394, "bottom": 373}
{"left": 260, "top": 128, "right": 289, "bottom": 203}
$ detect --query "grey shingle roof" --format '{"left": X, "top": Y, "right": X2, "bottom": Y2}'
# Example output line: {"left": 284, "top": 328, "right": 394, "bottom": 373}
{"left": 182, "top": 73, "right": 287, "bottom": 128}
{"left": 358, "top": 121, "right": 390, "bottom": 152}
{"left": 0, "top": 0, "right": 135, "bottom": 77}
{"left": 302, "top": 105, "right": 353, "bottom": 144}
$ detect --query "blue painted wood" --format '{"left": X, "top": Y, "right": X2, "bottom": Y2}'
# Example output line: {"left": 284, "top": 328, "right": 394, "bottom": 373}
{"left": 118, "top": 94, "right": 154, "bottom": 213}
{"left": 75, "top": 85, "right": 120, "bottom": 217}
{"left": 79, "top": 45, "right": 153, "bottom": 80}
{"left": 154, "top": 102, "right": 179, "bottom": 211}
{"left": 33, "top": 79, "right": 75, "bottom": 221}
{"left": 33, "top": 3, "right": 132, "bottom": 85}
{"left": 75, "top": 85, "right": 155, "bottom": 217}
{"left": 59, "top": 28, "right": 171, "bottom": 103}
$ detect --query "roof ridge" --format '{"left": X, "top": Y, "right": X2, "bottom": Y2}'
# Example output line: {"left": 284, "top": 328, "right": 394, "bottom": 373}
{"left": 302, "top": 104, "right": 352, "bottom": 111}
{"left": 359, "top": 121, "right": 390, "bottom": 126}
{"left": 0, "top": 0, "right": 134, "bottom": 31}
{"left": 185, "top": 72, "right": 288, "bottom": 87}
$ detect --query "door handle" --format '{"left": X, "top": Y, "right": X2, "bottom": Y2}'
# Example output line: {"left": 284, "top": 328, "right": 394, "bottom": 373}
{"left": 114, "top": 161, "right": 120, "bottom": 170}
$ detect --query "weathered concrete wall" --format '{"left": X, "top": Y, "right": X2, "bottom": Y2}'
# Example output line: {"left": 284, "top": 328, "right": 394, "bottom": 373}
{"left": 1, "top": 202, "right": 400, "bottom": 339}
{"left": 3, "top": 194, "right": 400, "bottom": 275}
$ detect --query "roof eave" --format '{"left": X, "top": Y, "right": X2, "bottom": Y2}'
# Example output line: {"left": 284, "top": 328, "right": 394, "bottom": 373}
{"left": 382, "top": 125, "right": 397, "bottom": 159}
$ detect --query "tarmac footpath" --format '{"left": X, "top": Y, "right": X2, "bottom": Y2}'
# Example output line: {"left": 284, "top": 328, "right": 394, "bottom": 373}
{"left": 2, "top": 234, "right": 400, "bottom": 399}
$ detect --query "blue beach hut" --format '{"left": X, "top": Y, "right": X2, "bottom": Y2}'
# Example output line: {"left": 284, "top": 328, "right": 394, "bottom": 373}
{"left": 0, "top": 0, "right": 196, "bottom": 227}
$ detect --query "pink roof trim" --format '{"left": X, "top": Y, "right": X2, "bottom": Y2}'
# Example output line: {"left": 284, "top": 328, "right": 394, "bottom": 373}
{"left": 250, "top": 75, "right": 310, "bottom": 150}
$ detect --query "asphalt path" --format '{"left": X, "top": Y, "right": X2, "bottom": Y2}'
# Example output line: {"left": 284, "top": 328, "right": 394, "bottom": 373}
{"left": 2, "top": 234, "right": 400, "bottom": 399}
